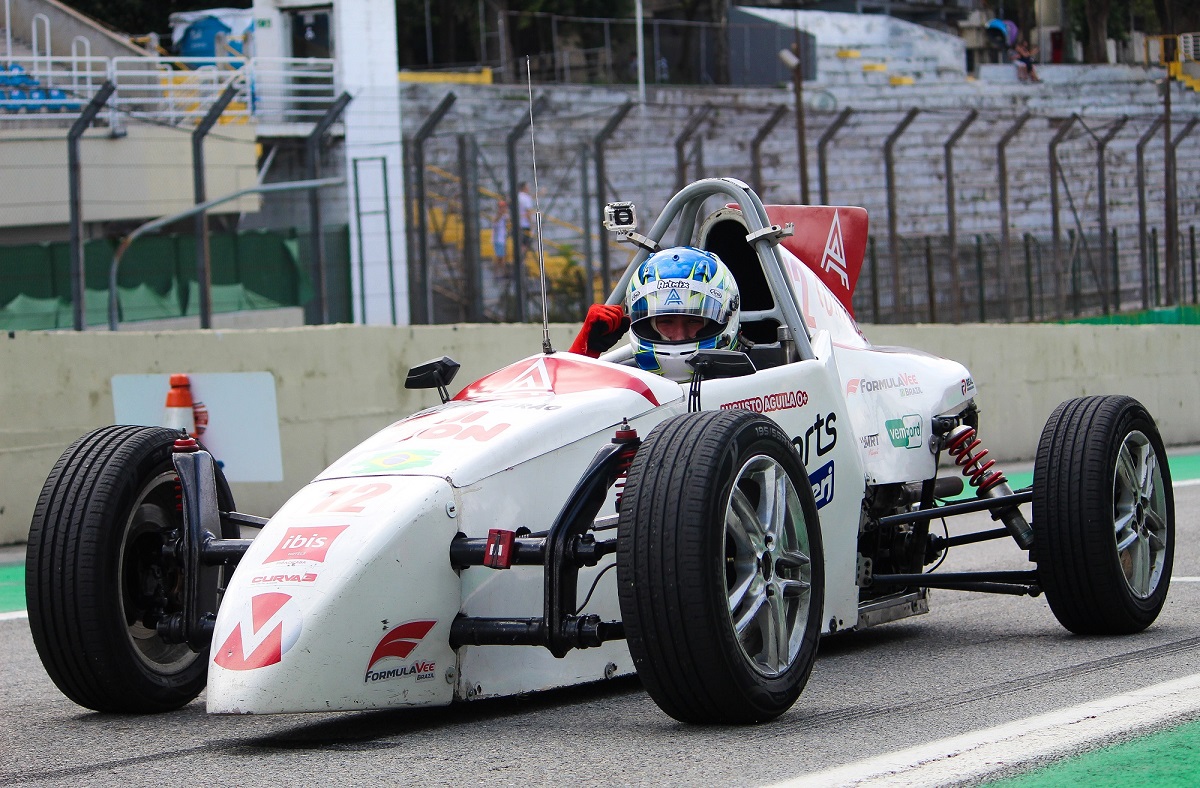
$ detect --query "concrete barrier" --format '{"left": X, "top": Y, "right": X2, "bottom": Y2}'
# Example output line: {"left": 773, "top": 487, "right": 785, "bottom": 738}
{"left": 2, "top": 322, "right": 1196, "bottom": 545}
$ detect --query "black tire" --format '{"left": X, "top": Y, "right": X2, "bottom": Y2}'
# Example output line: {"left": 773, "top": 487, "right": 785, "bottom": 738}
{"left": 26, "top": 425, "right": 236, "bottom": 712}
{"left": 616, "top": 410, "right": 824, "bottom": 724}
{"left": 1033, "top": 396, "right": 1174, "bottom": 635}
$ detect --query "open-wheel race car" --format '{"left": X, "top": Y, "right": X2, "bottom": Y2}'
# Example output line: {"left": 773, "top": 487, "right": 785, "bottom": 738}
{"left": 26, "top": 178, "right": 1174, "bottom": 723}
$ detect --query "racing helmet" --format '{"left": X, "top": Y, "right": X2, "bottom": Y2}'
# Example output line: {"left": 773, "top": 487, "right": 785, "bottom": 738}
{"left": 625, "top": 246, "right": 740, "bottom": 382}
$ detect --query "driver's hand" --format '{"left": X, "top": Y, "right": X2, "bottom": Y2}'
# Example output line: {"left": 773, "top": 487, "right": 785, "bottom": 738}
{"left": 568, "top": 304, "right": 630, "bottom": 358}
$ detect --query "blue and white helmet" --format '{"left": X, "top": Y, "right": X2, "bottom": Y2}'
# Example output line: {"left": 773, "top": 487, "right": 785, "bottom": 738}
{"left": 625, "top": 246, "right": 740, "bottom": 382}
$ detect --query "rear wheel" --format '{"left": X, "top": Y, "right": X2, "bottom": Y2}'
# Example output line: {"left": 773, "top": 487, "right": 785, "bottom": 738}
{"left": 26, "top": 425, "right": 236, "bottom": 712}
{"left": 617, "top": 411, "right": 824, "bottom": 723}
{"left": 1033, "top": 396, "right": 1173, "bottom": 635}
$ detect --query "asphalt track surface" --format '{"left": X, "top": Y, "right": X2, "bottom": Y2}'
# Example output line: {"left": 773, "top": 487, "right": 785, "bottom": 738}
{"left": 2, "top": 473, "right": 1198, "bottom": 787}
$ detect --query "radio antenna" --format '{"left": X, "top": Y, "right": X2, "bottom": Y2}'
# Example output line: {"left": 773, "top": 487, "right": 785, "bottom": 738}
{"left": 526, "top": 56, "right": 554, "bottom": 355}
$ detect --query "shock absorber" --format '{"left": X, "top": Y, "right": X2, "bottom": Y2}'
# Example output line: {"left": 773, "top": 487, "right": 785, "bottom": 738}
{"left": 611, "top": 419, "right": 639, "bottom": 509}
{"left": 945, "top": 424, "right": 1034, "bottom": 549}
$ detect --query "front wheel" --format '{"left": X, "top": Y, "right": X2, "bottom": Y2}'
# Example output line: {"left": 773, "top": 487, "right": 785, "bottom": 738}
{"left": 1033, "top": 396, "right": 1174, "bottom": 635}
{"left": 26, "top": 425, "right": 236, "bottom": 712}
{"left": 617, "top": 411, "right": 824, "bottom": 724}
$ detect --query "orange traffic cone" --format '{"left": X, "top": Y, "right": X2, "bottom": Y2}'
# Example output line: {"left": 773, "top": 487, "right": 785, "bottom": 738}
{"left": 163, "top": 373, "right": 196, "bottom": 438}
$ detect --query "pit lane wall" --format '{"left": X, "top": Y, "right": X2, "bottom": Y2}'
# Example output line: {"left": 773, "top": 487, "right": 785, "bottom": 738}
{"left": 1, "top": 323, "right": 1197, "bottom": 545}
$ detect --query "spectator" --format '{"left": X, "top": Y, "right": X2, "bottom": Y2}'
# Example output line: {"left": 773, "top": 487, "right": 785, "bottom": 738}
{"left": 1013, "top": 38, "right": 1039, "bottom": 83}
{"left": 517, "top": 181, "right": 535, "bottom": 256}
{"left": 491, "top": 199, "right": 508, "bottom": 261}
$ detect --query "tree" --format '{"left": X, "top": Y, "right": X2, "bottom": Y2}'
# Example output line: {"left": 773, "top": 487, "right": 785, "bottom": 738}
{"left": 1083, "top": 0, "right": 1111, "bottom": 63}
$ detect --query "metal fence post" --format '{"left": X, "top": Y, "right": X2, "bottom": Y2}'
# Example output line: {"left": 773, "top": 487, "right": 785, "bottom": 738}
{"left": 409, "top": 92, "right": 456, "bottom": 324}
{"left": 1112, "top": 228, "right": 1121, "bottom": 314}
{"left": 594, "top": 101, "right": 634, "bottom": 300}
{"left": 1049, "top": 114, "right": 1080, "bottom": 320}
{"left": 997, "top": 112, "right": 1031, "bottom": 323}
{"left": 306, "top": 91, "right": 353, "bottom": 325}
{"left": 975, "top": 234, "right": 985, "bottom": 322}
{"left": 924, "top": 236, "right": 936, "bottom": 322}
{"left": 750, "top": 104, "right": 788, "bottom": 197}
{"left": 1136, "top": 115, "right": 1165, "bottom": 310}
{"left": 944, "top": 109, "right": 977, "bottom": 323}
{"left": 1024, "top": 233, "right": 1035, "bottom": 321}
{"left": 1095, "top": 117, "right": 1128, "bottom": 315}
{"left": 1167, "top": 116, "right": 1199, "bottom": 305}
{"left": 884, "top": 108, "right": 919, "bottom": 322}
{"left": 459, "top": 133, "right": 483, "bottom": 322}
{"left": 192, "top": 80, "right": 241, "bottom": 329}
{"left": 580, "top": 144, "right": 594, "bottom": 306}
{"left": 507, "top": 93, "right": 549, "bottom": 322}
{"left": 67, "top": 80, "right": 115, "bottom": 331}
{"left": 674, "top": 103, "right": 713, "bottom": 192}
{"left": 1151, "top": 227, "right": 1160, "bottom": 305}
{"left": 817, "top": 107, "right": 852, "bottom": 206}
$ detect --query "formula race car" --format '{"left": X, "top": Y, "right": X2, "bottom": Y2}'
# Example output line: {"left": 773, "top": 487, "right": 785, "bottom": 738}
{"left": 26, "top": 178, "right": 1174, "bottom": 724}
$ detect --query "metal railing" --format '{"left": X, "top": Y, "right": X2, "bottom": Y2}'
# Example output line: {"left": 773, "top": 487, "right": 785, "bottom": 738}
{"left": 0, "top": 54, "right": 336, "bottom": 126}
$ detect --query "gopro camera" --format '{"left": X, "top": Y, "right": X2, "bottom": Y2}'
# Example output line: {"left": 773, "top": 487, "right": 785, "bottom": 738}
{"left": 603, "top": 202, "right": 637, "bottom": 232}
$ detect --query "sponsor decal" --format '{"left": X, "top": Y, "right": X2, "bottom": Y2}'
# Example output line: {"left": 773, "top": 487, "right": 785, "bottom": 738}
{"left": 455, "top": 356, "right": 661, "bottom": 405}
{"left": 846, "top": 373, "right": 922, "bottom": 397}
{"left": 885, "top": 415, "right": 923, "bottom": 450}
{"left": 344, "top": 448, "right": 441, "bottom": 474}
{"left": 251, "top": 572, "right": 317, "bottom": 584}
{"left": 265, "top": 525, "right": 349, "bottom": 564}
{"left": 961, "top": 377, "right": 977, "bottom": 397}
{"left": 792, "top": 412, "right": 837, "bottom": 468}
{"left": 721, "top": 389, "right": 809, "bottom": 414}
{"left": 858, "top": 433, "right": 880, "bottom": 449}
{"left": 662, "top": 288, "right": 684, "bottom": 306}
{"left": 365, "top": 620, "right": 438, "bottom": 683}
{"left": 214, "top": 592, "right": 302, "bottom": 671}
{"left": 820, "top": 210, "right": 850, "bottom": 290}
{"left": 808, "top": 459, "right": 835, "bottom": 509}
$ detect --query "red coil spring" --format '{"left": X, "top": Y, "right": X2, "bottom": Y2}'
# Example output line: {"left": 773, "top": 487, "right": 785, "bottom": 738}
{"left": 613, "top": 447, "right": 637, "bottom": 507}
{"left": 945, "top": 426, "right": 1006, "bottom": 493}
{"left": 174, "top": 477, "right": 183, "bottom": 512}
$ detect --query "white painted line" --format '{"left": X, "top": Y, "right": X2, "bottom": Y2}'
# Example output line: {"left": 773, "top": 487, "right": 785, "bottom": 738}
{"left": 0, "top": 610, "right": 28, "bottom": 622}
{"left": 1171, "top": 577, "right": 1200, "bottom": 582}
{"left": 1176, "top": 478, "right": 1200, "bottom": 488}
{"left": 769, "top": 673, "right": 1200, "bottom": 788}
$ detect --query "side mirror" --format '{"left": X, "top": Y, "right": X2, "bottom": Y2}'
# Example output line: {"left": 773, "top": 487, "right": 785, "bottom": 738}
{"left": 405, "top": 356, "right": 461, "bottom": 403}
{"left": 686, "top": 349, "right": 756, "bottom": 379}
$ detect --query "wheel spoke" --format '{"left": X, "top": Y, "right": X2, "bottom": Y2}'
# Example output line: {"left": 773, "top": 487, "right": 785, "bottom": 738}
{"left": 756, "top": 463, "right": 779, "bottom": 537}
{"left": 1137, "top": 443, "right": 1157, "bottom": 499}
{"left": 727, "top": 571, "right": 757, "bottom": 614}
{"left": 1116, "top": 528, "right": 1140, "bottom": 553}
{"left": 1113, "top": 509, "right": 1136, "bottom": 540}
{"left": 1133, "top": 538, "right": 1152, "bottom": 596}
{"left": 1115, "top": 444, "right": 1139, "bottom": 500}
{"left": 775, "top": 549, "right": 811, "bottom": 571}
{"left": 732, "top": 589, "right": 767, "bottom": 635}
{"left": 1145, "top": 510, "right": 1168, "bottom": 548}
{"left": 764, "top": 593, "right": 789, "bottom": 669}
{"left": 779, "top": 579, "right": 809, "bottom": 599}
{"left": 767, "top": 469, "right": 789, "bottom": 541}
{"left": 730, "top": 488, "right": 766, "bottom": 547}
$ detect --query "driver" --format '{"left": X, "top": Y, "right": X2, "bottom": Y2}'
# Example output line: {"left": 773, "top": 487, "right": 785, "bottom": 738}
{"left": 568, "top": 246, "right": 741, "bottom": 383}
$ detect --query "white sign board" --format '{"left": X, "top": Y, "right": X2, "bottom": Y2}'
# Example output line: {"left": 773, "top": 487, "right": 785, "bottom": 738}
{"left": 112, "top": 372, "right": 284, "bottom": 482}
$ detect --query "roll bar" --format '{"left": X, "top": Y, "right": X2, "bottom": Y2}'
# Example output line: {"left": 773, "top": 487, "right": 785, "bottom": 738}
{"left": 603, "top": 178, "right": 815, "bottom": 362}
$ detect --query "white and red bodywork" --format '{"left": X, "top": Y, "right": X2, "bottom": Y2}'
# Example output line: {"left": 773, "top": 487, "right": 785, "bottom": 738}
{"left": 208, "top": 188, "right": 974, "bottom": 714}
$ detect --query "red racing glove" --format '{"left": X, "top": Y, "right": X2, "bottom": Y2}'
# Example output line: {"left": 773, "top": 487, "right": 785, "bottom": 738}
{"left": 568, "top": 303, "right": 630, "bottom": 358}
